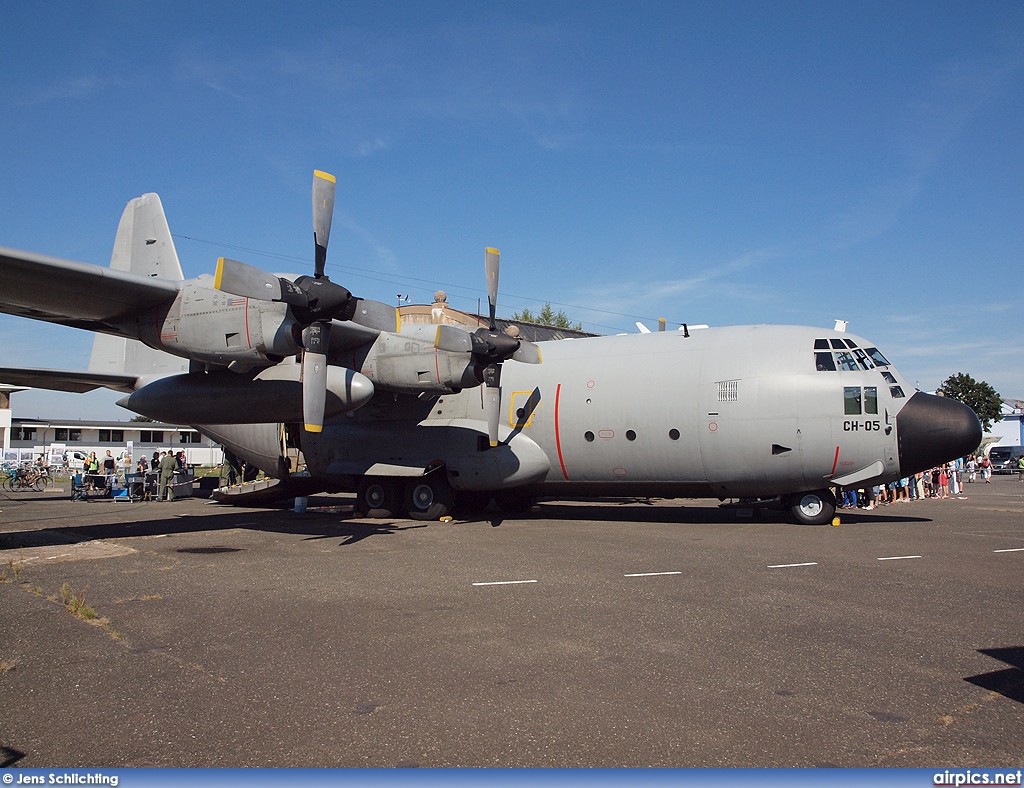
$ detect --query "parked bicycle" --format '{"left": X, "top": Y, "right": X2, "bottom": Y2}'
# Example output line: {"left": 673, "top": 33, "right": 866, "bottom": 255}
{"left": 2, "top": 464, "right": 52, "bottom": 492}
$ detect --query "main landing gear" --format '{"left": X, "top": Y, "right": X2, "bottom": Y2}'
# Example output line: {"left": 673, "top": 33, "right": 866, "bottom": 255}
{"left": 785, "top": 488, "right": 836, "bottom": 526}
{"left": 355, "top": 470, "right": 455, "bottom": 521}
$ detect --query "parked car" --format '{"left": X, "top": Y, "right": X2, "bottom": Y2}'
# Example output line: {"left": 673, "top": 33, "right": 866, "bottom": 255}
{"left": 988, "top": 445, "right": 1024, "bottom": 474}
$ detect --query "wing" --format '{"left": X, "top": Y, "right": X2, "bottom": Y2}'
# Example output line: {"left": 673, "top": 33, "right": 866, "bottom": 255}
{"left": 0, "top": 246, "right": 180, "bottom": 335}
{"left": 0, "top": 365, "right": 139, "bottom": 394}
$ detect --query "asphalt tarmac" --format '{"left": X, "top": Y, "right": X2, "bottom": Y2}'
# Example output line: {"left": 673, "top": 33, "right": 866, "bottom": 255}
{"left": 1, "top": 476, "right": 1022, "bottom": 767}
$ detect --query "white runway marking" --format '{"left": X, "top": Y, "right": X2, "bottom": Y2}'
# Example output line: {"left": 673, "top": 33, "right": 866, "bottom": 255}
{"left": 624, "top": 571, "right": 682, "bottom": 577}
{"left": 993, "top": 547, "right": 1024, "bottom": 553}
{"left": 877, "top": 555, "right": 922, "bottom": 561}
{"left": 472, "top": 580, "right": 538, "bottom": 586}
{"left": 767, "top": 562, "right": 818, "bottom": 568}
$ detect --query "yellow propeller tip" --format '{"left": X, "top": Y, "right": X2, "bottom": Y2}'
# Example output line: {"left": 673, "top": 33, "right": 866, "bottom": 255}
{"left": 304, "top": 424, "right": 323, "bottom": 434}
{"left": 313, "top": 170, "right": 336, "bottom": 183}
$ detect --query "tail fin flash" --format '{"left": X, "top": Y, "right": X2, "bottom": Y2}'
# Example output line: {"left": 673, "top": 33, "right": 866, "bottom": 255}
{"left": 109, "top": 193, "right": 184, "bottom": 280}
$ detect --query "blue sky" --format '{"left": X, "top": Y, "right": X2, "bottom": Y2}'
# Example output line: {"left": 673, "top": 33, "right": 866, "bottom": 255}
{"left": 1, "top": 1, "right": 1022, "bottom": 419}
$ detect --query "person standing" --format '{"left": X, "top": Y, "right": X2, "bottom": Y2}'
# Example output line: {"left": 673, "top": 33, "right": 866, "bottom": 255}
{"left": 158, "top": 451, "right": 178, "bottom": 502}
{"left": 1017, "top": 454, "right": 1024, "bottom": 482}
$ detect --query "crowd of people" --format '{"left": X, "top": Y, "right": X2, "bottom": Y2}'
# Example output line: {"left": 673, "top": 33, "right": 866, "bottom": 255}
{"left": 837, "top": 455, "right": 994, "bottom": 509}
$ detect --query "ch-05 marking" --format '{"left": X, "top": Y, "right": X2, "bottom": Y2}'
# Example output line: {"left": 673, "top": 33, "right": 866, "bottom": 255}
{"left": 843, "top": 420, "right": 882, "bottom": 432}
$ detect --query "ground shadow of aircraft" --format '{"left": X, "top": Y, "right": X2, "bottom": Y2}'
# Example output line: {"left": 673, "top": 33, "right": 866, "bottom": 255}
{"left": 0, "top": 505, "right": 429, "bottom": 552}
{"left": 964, "top": 647, "right": 1024, "bottom": 705}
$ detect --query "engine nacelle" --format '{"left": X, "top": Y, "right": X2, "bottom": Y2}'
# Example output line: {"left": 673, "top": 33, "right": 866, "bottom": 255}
{"left": 118, "top": 362, "right": 373, "bottom": 424}
{"left": 359, "top": 326, "right": 479, "bottom": 395}
{"left": 134, "top": 277, "right": 301, "bottom": 367}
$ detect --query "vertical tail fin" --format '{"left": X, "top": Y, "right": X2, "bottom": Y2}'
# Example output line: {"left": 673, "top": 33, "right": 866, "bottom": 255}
{"left": 109, "top": 193, "right": 184, "bottom": 280}
{"left": 89, "top": 193, "right": 188, "bottom": 378}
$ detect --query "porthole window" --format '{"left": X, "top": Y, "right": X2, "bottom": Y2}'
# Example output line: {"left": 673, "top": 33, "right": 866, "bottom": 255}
{"left": 584, "top": 431, "right": 595, "bottom": 442}
{"left": 669, "top": 429, "right": 680, "bottom": 440}
{"left": 626, "top": 430, "right": 636, "bottom": 441}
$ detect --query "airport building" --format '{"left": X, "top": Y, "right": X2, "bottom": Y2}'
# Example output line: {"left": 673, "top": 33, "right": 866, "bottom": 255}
{"left": 4, "top": 415, "right": 223, "bottom": 468}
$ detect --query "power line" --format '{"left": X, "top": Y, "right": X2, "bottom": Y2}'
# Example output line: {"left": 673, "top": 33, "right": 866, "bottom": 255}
{"left": 172, "top": 234, "right": 694, "bottom": 333}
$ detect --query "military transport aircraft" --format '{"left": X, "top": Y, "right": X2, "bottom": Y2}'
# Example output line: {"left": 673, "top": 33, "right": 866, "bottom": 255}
{"left": 0, "top": 172, "right": 981, "bottom": 524}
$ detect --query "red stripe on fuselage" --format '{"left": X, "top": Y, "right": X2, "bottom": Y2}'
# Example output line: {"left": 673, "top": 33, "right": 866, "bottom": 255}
{"left": 555, "top": 383, "right": 569, "bottom": 481}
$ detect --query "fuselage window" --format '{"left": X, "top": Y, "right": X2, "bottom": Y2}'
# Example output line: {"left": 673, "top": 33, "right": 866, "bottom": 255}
{"left": 864, "top": 387, "right": 878, "bottom": 414}
{"left": 881, "top": 371, "right": 897, "bottom": 384}
{"left": 889, "top": 385, "right": 905, "bottom": 398}
{"left": 844, "top": 387, "right": 862, "bottom": 415}
{"left": 815, "top": 352, "right": 837, "bottom": 371}
{"left": 669, "top": 429, "right": 680, "bottom": 440}
{"left": 830, "top": 339, "right": 847, "bottom": 349}
{"left": 835, "top": 352, "right": 859, "bottom": 371}
{"left": 853, "top": 349, "right": 874, "bottom": 370}
{"left": 865, "top": 347, "right": 890, "bottom": 367}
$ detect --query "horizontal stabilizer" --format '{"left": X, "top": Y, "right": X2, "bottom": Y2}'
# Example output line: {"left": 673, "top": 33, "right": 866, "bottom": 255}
{"left": 0, "top": 366, "right": 139, "bottom": 394}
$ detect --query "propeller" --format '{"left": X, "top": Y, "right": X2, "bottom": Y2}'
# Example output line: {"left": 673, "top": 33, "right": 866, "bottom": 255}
{"left": 214, "top": 170, "right": 395, "bottom": 432}
{"left": 434, "top": 248, "right": 542, "bottom": 447}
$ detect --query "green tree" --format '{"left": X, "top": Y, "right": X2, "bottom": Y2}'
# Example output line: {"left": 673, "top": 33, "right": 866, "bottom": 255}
{"left": 129, "top": 415, "right": 155, "bottom": 422}
{"left": 938, "top": 373, "right": 1002, "bottom": 432}
{"left": 511, "top": 302, "right": 581, "bottom": 330}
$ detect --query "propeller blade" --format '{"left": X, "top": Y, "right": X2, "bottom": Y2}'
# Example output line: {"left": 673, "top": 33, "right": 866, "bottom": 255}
{"left": 350, "top": 298, "right": 400, "bottom": 333}
{"left": 434, "top": 324, "right": 473, "bottom": 353}
{"left": 482, "top": 364, "right": 501, "bottom": 447}
{"left": 312, "top": 170, "right": 336, "bottom": 279}
{"left": 301, "top": 322, "right": 329, "bottom": 433}
{"left": 512, "top": 340, "right": 542, "bottom": 365}
{"left": 485, "top": 247, "right": 499, "bottom": 330}
{"left": 214, "top": 257, "right": 283, "bottom": 301}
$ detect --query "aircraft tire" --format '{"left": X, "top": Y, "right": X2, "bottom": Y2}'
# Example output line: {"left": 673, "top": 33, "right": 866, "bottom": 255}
{"left": 356, "top": 477, "right": 401, "bottom": 519}
{"left": 404, "top": 475, "right": 454, "bottom": 521}
{"left": 787, "top": 489, "right": 836, "bottom": 525}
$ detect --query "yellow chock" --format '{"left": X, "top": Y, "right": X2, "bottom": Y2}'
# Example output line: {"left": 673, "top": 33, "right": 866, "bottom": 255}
{"left": 832, "top": 517, "right": 841, "bottom": 527}
{"left": 439, "top": 516, "right": 454, "bottom": 523}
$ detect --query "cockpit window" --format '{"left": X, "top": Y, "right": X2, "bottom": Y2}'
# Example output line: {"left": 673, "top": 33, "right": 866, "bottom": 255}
{"left": 844, "top": 339, "right": 858, "bottom": 349}
{"left": 853, "top": 348, "right": 874, "bottom": 370}
{"left": 844, "top": 387, "right": 862, "bottom": 415}
{"left": 864, "top": 386, "right": 878, "bottom": 414}
{"left": 890, "top": 385, "right": 905, "bottom": 398}
{"left": 835, "top": 352, "right": 860, "bottom": 371}
{"left": 830, "top": 339, "right": 847, "bottom": 350}
{"left": 815, "top": 352, "right": 837, "bottom": 371}
{"left": 814, "top": 339, "right": 829, "bottom": 350}
{"left": 865, "top": 347, "right": 890, "bottom": 367}
{"left": 881, "top": 371, "right": 897, "bottom": 384}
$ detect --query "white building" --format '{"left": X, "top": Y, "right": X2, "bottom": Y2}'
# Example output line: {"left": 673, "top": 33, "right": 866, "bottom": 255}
{"left": 6, "top": 417, "right": 223, "bottom": 468}
{"left": 984, "top": 398, "right": 1024, "bottom": 450}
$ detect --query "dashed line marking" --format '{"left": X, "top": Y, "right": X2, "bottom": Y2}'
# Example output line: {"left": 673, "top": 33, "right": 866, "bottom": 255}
{"left": 767, "top": 562, "right": 818, "bottom": 569}
{"left": 993, "top": 547, "right": 1024, "bottom": 553}
{"left": 624, "top": 571, "right": 682, "bottom": 577}
{"left": 472, "top": 580, "right": 538, "bottom": 586}
{"left": 877, "top": 555, "right": 922, "bottom": 561}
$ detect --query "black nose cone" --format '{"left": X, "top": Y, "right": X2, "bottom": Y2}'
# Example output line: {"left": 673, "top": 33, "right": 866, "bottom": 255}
{"left": 897, "top": 392, "right": 982, "bottom": 476}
